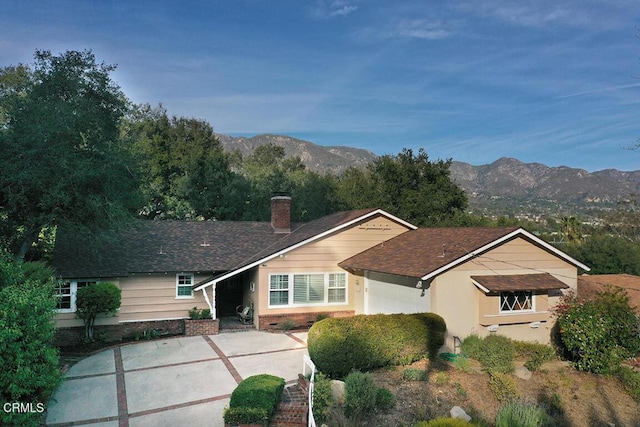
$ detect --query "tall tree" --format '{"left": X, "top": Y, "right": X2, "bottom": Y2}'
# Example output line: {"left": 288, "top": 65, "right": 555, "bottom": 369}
{"left": 337, "top": 148, "right": 468, "bottom": 226}
{"left": 0, "top": 50, "right": 141, "bottom": 260}
{"left": 237, "top": 143, "right": 341, "bottom": 221}
{"left": 126, "top": 104, "right": 240, "bottom": 220}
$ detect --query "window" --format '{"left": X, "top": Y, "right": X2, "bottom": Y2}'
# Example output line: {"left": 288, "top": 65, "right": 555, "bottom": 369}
{"left": 56, "top": 282, "right": 72, "bottom": 310}
{"left": 269, "top": 272, "right": 347, "bottom": 307}
{"left": 328, "top": 273, "right": 346, "bottom": 303}
{"left": 294, "top": 274, "right": 325, "bottom": 304}
{"left": 270, "top": 275, "right": 289, "bottom": 306}
{"left": 176, "top": 273, "right": 194, "bottom": 298}
{"left": 500, "top": 291, "right": 533, "bottom": 312}
{"left": 55, "top": 280, "right": 97, "bottom": 312}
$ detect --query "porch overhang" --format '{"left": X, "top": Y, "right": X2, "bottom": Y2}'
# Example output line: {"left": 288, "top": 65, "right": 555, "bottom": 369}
{"left": 471, "top": 273, "right": 570, "bottom": 294}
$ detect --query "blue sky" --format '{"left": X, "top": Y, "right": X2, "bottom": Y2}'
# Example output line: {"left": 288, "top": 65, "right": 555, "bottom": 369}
{"left": 2, "top": 1, "right": 640, "bottom": 172}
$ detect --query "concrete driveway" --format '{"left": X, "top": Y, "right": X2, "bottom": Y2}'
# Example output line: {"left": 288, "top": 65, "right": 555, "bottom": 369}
{"left": 45, "top": 331, "right": 309, "bottom": 427}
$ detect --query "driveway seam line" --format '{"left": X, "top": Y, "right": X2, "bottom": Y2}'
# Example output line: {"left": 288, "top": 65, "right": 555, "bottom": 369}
{"left": 128, "top": 394, "right": 232, "bottom": 419}
{"left": 123, "top": 356, "right": 222, "bottom": 374}
{"left": 285, "top": 332, "right": 308, "bottom": 346}
{"left": 114, "top": 347, "right": 129, "bottom": 427}
{"left": 227, "top": 346, "right": 307, "bottom": 359}
{"left": 203, "top": 335, "right": 243, "bottom": 384}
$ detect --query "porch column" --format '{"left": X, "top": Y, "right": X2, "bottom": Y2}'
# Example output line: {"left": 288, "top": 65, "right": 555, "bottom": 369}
{"left": 201, "top": 283, "right": 217, "bottom": 319}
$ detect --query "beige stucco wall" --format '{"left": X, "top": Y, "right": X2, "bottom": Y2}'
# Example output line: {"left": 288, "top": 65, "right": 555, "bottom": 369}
{"left": 55, "top": 273, "right": 210, "bottom": 328}
{"left": 431, "top": 237, "right": 577, "bottom": 349}
{"left": 254, "top": 215, "right": 411, "bottom": 320}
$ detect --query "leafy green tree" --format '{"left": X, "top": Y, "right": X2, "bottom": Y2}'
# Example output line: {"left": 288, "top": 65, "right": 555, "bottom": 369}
{"left": 76, "top": 282, "right": 121, "bottom": 342}
{"left": 0, "top": 252, "right": 61, "bottom": 426}
{"left": 561, "top": 234, "right": 640, "bottom": 275}
{"left": 236, "top": 143, "right": 342, "bottom": 221}
{"left": 0, "top": 50, "right": 141, "bottom": 261}
{"left": 559, "top": 216, "right": 582, "bottom": 243}
{"left": 126, "top": 104, "right": 241, "bottom": 220}
{"left": 337, "top": 148, "right": 468, "bottom": 226}
{"left": 555, "top": 287, "right": 640, "bottom": 374}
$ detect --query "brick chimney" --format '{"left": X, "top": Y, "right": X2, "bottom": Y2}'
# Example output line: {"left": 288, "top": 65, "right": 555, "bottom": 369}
{"left": 271, "top": 192, "right": 291, "bottom": 233}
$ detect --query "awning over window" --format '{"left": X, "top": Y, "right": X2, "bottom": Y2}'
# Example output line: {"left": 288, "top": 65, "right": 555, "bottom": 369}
{"left": 471, "top": 273, "right": 569, "bottom": 293}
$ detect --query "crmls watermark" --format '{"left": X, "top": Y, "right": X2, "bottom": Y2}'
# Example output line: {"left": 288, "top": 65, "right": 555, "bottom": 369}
{"left": 3, "top": 402, "right": 45, "bottom": 413}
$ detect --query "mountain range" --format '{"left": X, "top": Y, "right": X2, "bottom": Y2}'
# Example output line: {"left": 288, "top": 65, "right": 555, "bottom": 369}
{"left": 218, "top": 133, "right": 640, "bottom": 218}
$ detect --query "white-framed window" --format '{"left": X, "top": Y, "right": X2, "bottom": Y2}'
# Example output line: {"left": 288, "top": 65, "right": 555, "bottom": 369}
{"left": 55, "top": 280, "right": 97, "bottom": 312}
{"left": 328, "top": 273, "right": 346, "bottom": 303}
{"left": 176, "top": 273, "right": 194, "bottom": 298}
{"left": 268, "top": 272, "right": 347, "bottom": 307}
{"left": 500, "top": 290, "right": 533, "bottom": 313}
{"left": 269, "top": 274, "right": 289, "bottom": 306}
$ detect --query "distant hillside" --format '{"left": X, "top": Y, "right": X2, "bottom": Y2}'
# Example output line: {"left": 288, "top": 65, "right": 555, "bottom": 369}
{"left": 216, "top": 133, "right": 377, "bottom": 175}
{"left": 217, "top": 133, "right": 640, "bottom": 218}
{"left": 449, "top": 158, "right": 640, "bottom": 217}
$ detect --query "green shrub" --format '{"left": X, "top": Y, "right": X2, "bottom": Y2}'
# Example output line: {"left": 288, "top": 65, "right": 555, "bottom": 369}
{"left": 344, "top": 371, "right": 377, "bottom": 419}
{"left": 489, "top": 372, "right": 519, "bottom": 402}
{"left": 308, "top": 313, "right": 446, "bottom": 378}
{"left": 312, "top": 373, "right": 333, "bottom": 425}
{"left": 616, "top": 365, "right": 640, "bottom": 402}
{"left": 76, "top": 282, "right": 121, "bottom": 342}
{"left": 0, "top": 256, "right": 61, "bottom": 427}
{"left": 224, "top": 374, "right": 285, "bottom": 424}
{"left": 402, "top": 368, "right": 429, "bottom": 381}
{"left": 495, "top": 400, "right": 552, "bottom": 427}
{"left": 556, "top": 287, "right": 640, "bottom": 374}
{"left": 476, "top": 335, "right": 514, "bottom": 374}
{"left": 460, "top": 334, "right": 483, "bottom": 358}
{"left": 413, "top": 417, "right": 473, "bottom": 426}
{"left": 513, "top": 341, "right": 555, "bottom": 372}
{"left": 222, "top": 407, "right": 269, "bottom": 424}
{"left": 188, "top": 307, "right": 211, "bottom": 320}
{"left": 375, "top": 387, "right": 395, "bottom": 412}
{"left": 454, "top": 355, "right": 473, "bottom": 373}
{"left": 279, "top": 318, "right": 296, "bottom": 331}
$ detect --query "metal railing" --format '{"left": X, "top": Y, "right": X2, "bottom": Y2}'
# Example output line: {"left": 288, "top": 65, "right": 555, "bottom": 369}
{"left": 302, "top": 355, "right": 317, "bottom": 427}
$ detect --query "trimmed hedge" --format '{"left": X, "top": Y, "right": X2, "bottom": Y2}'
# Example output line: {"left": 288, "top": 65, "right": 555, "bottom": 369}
{"left": 308, "top": 313, "right": 446, "bottom": 378}
{"left": 223, "top": 374, "right": 285, "bottom": 424}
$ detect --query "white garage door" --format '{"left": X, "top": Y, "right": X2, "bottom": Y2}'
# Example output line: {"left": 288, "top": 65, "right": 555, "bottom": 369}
{"left": 365, "top": 271, "right": 430, "bottom": 314}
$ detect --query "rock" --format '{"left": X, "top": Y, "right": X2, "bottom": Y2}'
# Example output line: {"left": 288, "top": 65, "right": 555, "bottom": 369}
{"left": 450, "top": 405, "right": 471, "bottom": 421}
{"left": 331, "top": 380, "right": 346, "bottom": 405}
{"left": 515, "top": 366, "right": 533, "bottom": 380}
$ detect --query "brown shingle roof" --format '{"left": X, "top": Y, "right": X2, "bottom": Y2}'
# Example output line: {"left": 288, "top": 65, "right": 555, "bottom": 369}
{"left": 471, "top": 273, "right": 569, "bottom": 292}
{"left": 53, "top": 220, "right": 284, "bottom": 278}
{"left": 53, "top": 208, "right": 382, "bottom": 279}
{"left": 578, "top": 274, "right": 640, "bottom": 313}
{"left": 339, "top": 227, "right": 520, "bottom": 278}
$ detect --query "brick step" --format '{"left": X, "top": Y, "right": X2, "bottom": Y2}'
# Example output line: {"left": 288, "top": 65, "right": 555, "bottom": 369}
{"left": 269, "top": 383, "right": 308, "bottom": 427}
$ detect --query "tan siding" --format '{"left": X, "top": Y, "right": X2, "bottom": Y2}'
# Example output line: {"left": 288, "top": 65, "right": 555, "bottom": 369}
{"left": 432, "top": 237, "right": 577, "bottom": 348}
{"left": 257, "top": 215, "right": 410, "bottom": 315}
{"left": 55, "top": 273, "right": 209, "bottom": 327}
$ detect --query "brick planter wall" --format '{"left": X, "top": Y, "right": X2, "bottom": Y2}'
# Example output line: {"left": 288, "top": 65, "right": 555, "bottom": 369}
{"left": 258, "top": 310, "right": 355, "bottom": 331}
{"left": 55, "top": 319, "right": 185, "bottom": 347}
{"left": 184, "top": 319, "right": 220, "bottom": 336}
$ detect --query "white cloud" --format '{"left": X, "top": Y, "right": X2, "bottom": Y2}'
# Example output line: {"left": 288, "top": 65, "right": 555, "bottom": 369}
{"left": 393, "top": 19, "right": 452, "bottom": 39}
{"left": 311, "top": 0, "right": 359, "bottom": 19}
{"left": 454, "top": 0, "right": 624, "bottom": 29}
{"left": 355, "top": 18, "right": 454, "bottom": 42}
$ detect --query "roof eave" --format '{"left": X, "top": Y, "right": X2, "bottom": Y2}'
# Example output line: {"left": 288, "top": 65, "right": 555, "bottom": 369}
{"left": 421, "top": 227, "right": 590, "bottom": 281}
